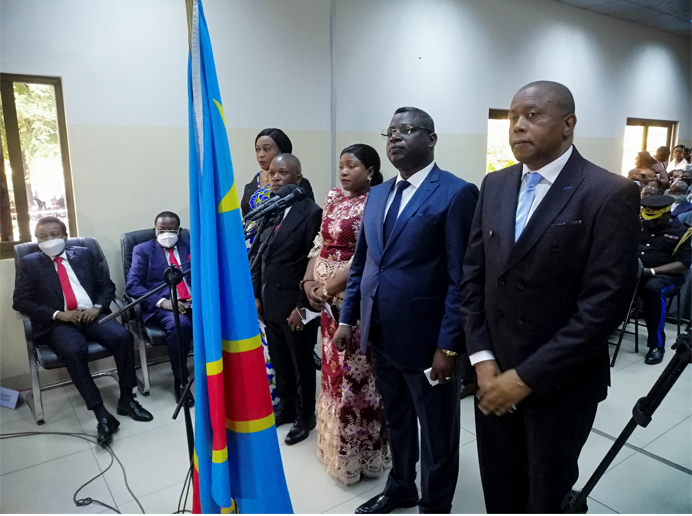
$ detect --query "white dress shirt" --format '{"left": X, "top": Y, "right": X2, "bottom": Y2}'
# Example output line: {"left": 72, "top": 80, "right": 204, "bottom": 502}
{"left": 667, "top": 158, "right": 690, "bottom": 173}
{"left": 470, "top": 146, "right": 573, "bottom": 366}
{"left": 51, "top": 251, "right": 93, "bottom": 319}
{"left": 384, "top": 161, "right": 436, "bottom": 220}
{"left": 157, "top": 244, "right": 192, "bottom": 307}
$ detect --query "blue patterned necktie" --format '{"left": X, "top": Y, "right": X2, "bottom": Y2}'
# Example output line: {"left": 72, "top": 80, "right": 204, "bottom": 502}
{"left": 514, "top": 172, "right": 543, "bottom": 241}
{"left": 383, "top": 180, "right": 411, "bottom": 245}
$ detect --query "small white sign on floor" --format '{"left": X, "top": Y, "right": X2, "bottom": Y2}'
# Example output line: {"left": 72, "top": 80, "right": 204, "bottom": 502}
{"left": 0, "top": 386, "right": 20, "bottom": 409}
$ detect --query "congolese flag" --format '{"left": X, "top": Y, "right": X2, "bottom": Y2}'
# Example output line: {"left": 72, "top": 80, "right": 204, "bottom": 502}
{"left": 187, "top": 0, "right": 293, "bottom": 513}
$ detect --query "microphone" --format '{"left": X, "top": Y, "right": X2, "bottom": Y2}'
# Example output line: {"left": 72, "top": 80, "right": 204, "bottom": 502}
{"left": 244, "top": 184, "right": 297, "bottom": 223}
{"left": 245, "top": 186, "right": 307, "bottom": 223}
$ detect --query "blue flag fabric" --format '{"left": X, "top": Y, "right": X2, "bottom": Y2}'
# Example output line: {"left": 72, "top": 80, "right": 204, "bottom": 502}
{"left": 188, "top": 0, "right": 293, "bottom": 513}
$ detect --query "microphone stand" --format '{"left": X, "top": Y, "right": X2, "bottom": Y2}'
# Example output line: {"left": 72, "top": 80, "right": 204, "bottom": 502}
{"left": 562, "top": 331, "right": 692, "bottom": 514}
{"left": 249, "top": 211, "right": 282, "bottom": 272}
{"left": 101, "top": 262, "right": 195, "bottom": 462}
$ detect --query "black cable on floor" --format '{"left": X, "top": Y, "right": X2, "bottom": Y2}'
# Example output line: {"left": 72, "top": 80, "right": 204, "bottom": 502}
{"left": 174, "top": 458, "right": 193, "bottom": 514}
{"left": 0, "top": 431, "right": 144, "bottom": 514}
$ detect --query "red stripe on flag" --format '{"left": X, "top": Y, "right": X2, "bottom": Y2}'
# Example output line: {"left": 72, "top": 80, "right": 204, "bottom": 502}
{"left": 192, "top": 462, "right": 201, "bottom": 514}
{"left": 223, "top": 346, "right": 273, "bottom": 423}
{"left": 206, "top": 372, "right": 228, "bottom": 452}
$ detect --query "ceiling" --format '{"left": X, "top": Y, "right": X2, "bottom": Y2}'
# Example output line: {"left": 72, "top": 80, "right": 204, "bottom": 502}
{"left": 553, "top": 0, "right": 691, "bottom": 37}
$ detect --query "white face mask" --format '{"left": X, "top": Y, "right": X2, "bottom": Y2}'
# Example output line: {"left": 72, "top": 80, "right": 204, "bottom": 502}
{"left": 38, "top": 238, "right": 66, "bottom": 258}
{"left": 157, "top": 232, "right": 179, "bottom": 249}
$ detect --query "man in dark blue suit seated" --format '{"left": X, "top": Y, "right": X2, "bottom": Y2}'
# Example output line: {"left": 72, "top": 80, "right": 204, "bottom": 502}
{"left": 670, "top": 180, "right": 692, "bottom": 219}
{"left": 126, "top": 211, "right": 194, "bottom": 407}
{"left": 334, "top": 107, "right": 479, "bottom": 514}
{"left": 13, "top": 217, "right": 153, "bottom": 446}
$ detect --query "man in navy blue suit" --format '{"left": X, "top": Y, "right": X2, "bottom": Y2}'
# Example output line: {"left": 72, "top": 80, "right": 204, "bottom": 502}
{"left": 126, "top": 211, "right": 193, "bottom": 406}
{"left": 670, "top": 180, "right": 692, "bottom": 219}
{"left": 13, "top": 217, "right": 153, "bottom": 446}
{"left": 334, "top": 107, "right": 479, "bottom": 514}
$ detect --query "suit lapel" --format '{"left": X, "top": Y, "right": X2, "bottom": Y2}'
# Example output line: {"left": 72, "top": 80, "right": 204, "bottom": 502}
{"left": 40, "top": 252, "right": 64, "bottom": 300}
{"left": 496, "top": 165, "right": 523, "bottom": 265}
{"left": 383, "top": 166, "right": 440, "bottom": 252}
{"left": 372, "top": 178, "right": 395, "bottom": 252}
{"left": 269, "top": 199, "right": 309, "bottom": 252}
{"left": 502, "top": 150, "right": 585, "bottom": 273}
{"left": 65, "top": 247, "right": 90, "bottom": 290}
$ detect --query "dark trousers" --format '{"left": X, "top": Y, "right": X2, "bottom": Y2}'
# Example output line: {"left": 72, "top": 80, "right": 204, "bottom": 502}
{"left": 45, "top": 315, "right": 137, "bottom": 410}
{"left": 371, "top": 325, "right": 461, "bottom": 514}
{"left": 148, "top": 309, "right": 192, "bottom": 380}
{"left": 639, "top": 275, "right": 685, "bottom": 349}
{"left": 264, "top": 317, "right": 318, "bottom": 419}
{"left": 475, "top": 401, "right": 597, "bottom": 514}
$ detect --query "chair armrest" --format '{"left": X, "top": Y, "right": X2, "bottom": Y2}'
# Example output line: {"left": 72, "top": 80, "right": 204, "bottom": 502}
{"left": 18, "top": 312, "right": 38, "bottom": 359}
{"left": 111, "top": 296, "right": 129, "bottom": 326}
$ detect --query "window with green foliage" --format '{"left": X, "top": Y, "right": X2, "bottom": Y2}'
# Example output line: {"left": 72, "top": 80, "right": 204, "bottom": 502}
{"left": 0, "top": 74, "right": 75, "bottom": 258}
{"left": 486, "top": 109, "right": 516, "bottom": 174}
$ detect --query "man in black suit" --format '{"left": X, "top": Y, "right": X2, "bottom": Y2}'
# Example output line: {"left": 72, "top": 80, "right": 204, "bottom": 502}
{"left": 460, "top": 81, "right": 640, "bottom": 513}
{"left": 250, "top": 154, "right": 322, "bottom": 445}
{"left": 13, "top": 217, "right": 153, "bottom": 446}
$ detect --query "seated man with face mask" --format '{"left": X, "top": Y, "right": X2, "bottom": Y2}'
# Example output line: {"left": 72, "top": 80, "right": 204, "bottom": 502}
{"left": 13, "top": 216, "right": 153, "bottom": 446}
{"left": 638, "top": 196, "right": 692, "bottom": 365}
{"left": 126, "top": 211, "right": 194, "bottom": 406}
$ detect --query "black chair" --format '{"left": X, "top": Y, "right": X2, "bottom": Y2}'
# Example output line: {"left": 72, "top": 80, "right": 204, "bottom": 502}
{"left": 120, "top": 229, "right": 190, "bottom": 395}
{"left": 14, "top": 237, "right": 130, "bottom": 425}
{"left": 611, "top": 279, "right": 683, "bottom": 367}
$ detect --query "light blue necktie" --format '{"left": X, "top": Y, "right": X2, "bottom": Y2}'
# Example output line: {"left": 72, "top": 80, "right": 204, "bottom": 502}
{"left": 514, "top": 172, "right": 543, "bottom": 241}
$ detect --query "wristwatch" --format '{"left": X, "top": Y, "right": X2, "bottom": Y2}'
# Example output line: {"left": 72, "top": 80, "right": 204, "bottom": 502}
{"left": 650, "top": 268, "right": 656, "bottom": 277}
{"left": 323, "top": 285, "right": 331, "bottom": 299}
{"left": 93, "top": 304, "right": 103, "bottom": 312}
{"left": 440, "top": 349, "right": 457, "bottom": 357}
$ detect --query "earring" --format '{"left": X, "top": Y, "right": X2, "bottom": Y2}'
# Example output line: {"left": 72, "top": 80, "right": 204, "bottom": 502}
{"left": 368, "top": 176, "right": 372, "bottom": 182}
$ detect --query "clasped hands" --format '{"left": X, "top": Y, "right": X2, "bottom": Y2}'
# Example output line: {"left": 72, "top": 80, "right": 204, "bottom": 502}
{"left": 475, "top": 360, "right": 532, "bottom": 416}
{"left": 56, "top": 307, "right": 101, "bottom": 325}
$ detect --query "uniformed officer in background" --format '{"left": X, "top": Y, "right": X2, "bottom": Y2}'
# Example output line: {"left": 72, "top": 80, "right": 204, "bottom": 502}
{"left": 639, "top": 195, "right": 692, "bottom": 364}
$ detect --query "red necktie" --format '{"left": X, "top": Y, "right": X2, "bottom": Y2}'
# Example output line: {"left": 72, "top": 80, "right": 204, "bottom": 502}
{"left": 54, "top": 257, "right": 78, "bottom": 311}
{"left": 167, "top": 249, "right": 192, "bottom": 301}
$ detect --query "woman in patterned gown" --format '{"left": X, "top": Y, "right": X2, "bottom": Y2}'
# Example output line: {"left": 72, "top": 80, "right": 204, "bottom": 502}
{"left": 302, "top": 144, "right": 391, "bottom": 485}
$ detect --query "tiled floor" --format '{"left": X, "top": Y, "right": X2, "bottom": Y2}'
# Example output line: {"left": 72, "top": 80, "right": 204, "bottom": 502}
{"left": 1, "top": 324, "right": 690, "bottom": 514}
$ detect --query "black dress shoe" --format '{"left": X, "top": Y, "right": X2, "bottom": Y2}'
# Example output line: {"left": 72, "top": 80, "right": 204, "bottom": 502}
{"left": 645, "top": 347, "right": 665, "bottom": 364}
{"left": 274, "top": 403, "right": 296, "bottom": 428}
{"left": 96, "top": 416, "right": 120, "bottom": 447}
{"left": 355, "top": 493, "right": 419, "bottom": 514}
{"left": 116, "top": 398, "right": 154, "bottom": 422}
{"left": 175, "top": 384, "right": 195, "bottom": 408}
{"left": 284, "top": 415, "right": 316, "bottom": 445}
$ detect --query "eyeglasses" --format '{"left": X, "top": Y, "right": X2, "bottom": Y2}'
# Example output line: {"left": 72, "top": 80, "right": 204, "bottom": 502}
{"left": 380, "top": 125, "right": 431, "bottom": 139}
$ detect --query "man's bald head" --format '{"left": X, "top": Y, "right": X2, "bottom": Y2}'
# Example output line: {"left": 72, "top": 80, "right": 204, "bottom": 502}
{"left": 514, "top": 81, "right": 575, "bottom": 117}
{"left": 268, "top": 153, "right": 303, "bottom": 193}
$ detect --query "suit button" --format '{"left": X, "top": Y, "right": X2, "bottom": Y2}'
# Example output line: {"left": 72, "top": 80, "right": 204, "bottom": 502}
{"left": 550, "top": 245, "right": 558, "bottom": 252}
{"left": 517, "top": 319, "right": 524, "bottom": 326}
{"left": 379, "top": 267, "right": 385, "bottom": 272}
{"left": 646, "top": 243, "right": 650, "bottom": 247}
{"left": 517, "top": 283, "right": 524, "bottom": 290}
{"left": 498, "top": 277, "right": 505, "bottom": 285}
{"left": 489, "top": 230, "right": 494, "bottom": 237}
{"left": 641, "top": 252, "right": 645, "bottom": 255}
{"left": 496, "top": 311, "right": 503, "bottom": 319}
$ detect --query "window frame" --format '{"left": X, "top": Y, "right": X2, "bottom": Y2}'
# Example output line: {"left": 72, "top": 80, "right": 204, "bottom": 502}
{"left": 625, "top": 117, "right": 677, "bottom": 151}
{"left": 0, "top": 73, "right": 76, "bottom": 259}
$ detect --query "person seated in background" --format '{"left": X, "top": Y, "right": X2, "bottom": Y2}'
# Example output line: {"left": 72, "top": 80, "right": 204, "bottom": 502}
{"left": 633, "top": 151, "right": 669, "bottom": 187}
{"left": 126, "top": 211, "right": 194, "bottom": 407}
{"left": 638, "top": 195, "right": 692, "bottom": 365}
{"left": 655, "top": 146, "right": 670, "bottom": 168}
{"left": 641, "top": 185, "right": 662, "bottom": 198}
{"left": 13, "top": 216, "right": 153, "bottom": 446}
{"left": 667, "top": 145, "right": 690, "bottom": 173}
{"left": 670, "top": 181, "right": 692, "bottom": 219}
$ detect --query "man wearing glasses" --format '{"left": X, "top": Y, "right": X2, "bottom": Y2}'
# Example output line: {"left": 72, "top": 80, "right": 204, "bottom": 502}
{"left": 334, "top": 107, "right": 479, "bottom": 514}
{"left": 126, "top": 211, "right": 194, "bottom": 407}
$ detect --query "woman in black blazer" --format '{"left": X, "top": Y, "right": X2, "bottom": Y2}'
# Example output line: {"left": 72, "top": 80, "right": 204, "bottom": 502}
{"left": 241, "top": 128, "right": 314, "bottom": 216}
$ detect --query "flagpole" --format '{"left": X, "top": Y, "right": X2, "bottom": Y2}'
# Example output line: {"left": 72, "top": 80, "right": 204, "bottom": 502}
{"left": 185, "top": 0, "right": 194, "bottom": 51}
